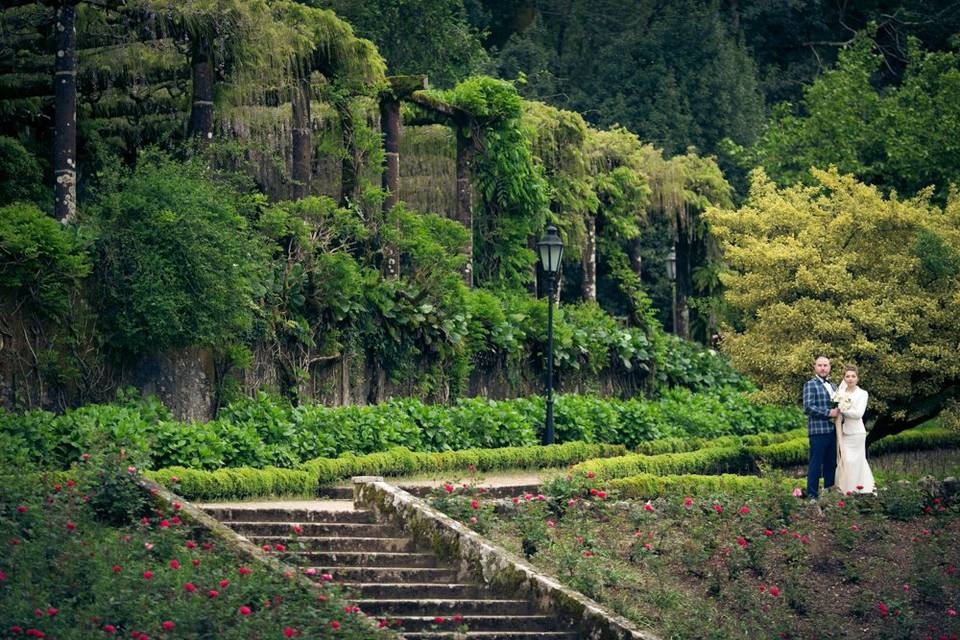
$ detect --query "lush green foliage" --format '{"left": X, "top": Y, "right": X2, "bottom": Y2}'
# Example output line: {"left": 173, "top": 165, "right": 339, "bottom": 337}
{"left": 0, "top": 462, "right": 389, "bottom": 638}
{"left": 0, "top": 136, "right": 46, "bottom": 207}
{"left": 316, "top": 0, "right": 488, "bottom": 87}
{"left": 89, "top": 156, "right": 265, "bottom": 354}
{"left": 496, "top": 0, "right": 764, "bottom": 156}
{"left": 1, "top": 386, "right": 793, "bottom": 473}
{"left": 0, "top": 202, "right": 91, "bottom": 317}
{"left": 705, "top": 168, "right": 960, "bottom": 424}
{"left": 741, "top": 33, "right": 960, "bottom": 202}
{"left": 430, "top": 76, "right": 550, "bottom": 290}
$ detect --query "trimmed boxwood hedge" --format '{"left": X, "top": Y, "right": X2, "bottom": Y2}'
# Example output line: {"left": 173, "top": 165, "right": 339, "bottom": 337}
{"left": 146, "top": 441, "right": 626, "bottom": 500}
{"left": 574, "top": 427, "right": 960, "bottom": 481}
{"left": 608, "top": 472, "right": 799, "bottom": 499}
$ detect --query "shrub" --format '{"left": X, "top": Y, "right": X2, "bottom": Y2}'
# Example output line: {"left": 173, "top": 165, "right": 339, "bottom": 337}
{"left": 0, "top": 136, "right": 45, "bottom": 207}
{"left": 90, "top": 154, "right": 265, "bottom": 354}
{"left": 0, "top": 202, "right": 91, "bottom": 317}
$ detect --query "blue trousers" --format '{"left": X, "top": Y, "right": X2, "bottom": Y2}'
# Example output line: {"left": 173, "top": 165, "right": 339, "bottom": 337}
{"left": 807, "top": 432, "right": 837, "bottom": 498}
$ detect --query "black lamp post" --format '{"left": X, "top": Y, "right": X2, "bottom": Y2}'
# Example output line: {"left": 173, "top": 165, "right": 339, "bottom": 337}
{"left": 665, "top": 245, "right": 677, "bottom": 334}
{"left": 537, "top": 225, "right": 564, "bottom": 445}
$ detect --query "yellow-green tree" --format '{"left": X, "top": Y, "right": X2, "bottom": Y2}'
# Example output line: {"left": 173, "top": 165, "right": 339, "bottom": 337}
{"left": 705, "top": 168, "right": 960, "bottom": 442}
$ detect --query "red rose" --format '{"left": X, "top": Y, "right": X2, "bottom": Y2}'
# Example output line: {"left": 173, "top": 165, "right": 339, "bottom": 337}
{"left": 769, "top": 586, "right": 780, "bottom": 597}
{"left": 184, "top": 583, "right": 196, "bottom": 592}
{"left": 169, "top": 559, "right": 180, "bottom": 570}
{"left": 161, "top": 621, "right": 174, "bottom": 631}
{"left": 239, "top": 606, "right": 251, "bottom": 616}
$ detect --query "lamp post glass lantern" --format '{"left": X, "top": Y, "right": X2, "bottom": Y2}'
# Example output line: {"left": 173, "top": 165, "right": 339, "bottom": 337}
{"left": 665, "top": 246, "right": 677, "bottom": 333}
{"left": 537, "top": 225, "right": 564, "bottom": 445}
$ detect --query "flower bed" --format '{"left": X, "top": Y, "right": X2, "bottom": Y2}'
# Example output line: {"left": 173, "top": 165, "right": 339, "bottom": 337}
{"left": 428, "top": 469, "right": 960, "bottom": 639}
{"left": 0, "top": 457, "right": 392, "bottom": 639}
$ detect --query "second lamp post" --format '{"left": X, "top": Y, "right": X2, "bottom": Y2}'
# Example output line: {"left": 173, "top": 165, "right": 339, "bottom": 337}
{"left": 537, "top": 225, "right": 564, "bottom": 445}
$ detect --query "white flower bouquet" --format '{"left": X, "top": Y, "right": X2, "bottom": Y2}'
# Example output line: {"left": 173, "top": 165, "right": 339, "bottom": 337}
{"left": 830, "top": 386, "right": 853, "bottom": 413}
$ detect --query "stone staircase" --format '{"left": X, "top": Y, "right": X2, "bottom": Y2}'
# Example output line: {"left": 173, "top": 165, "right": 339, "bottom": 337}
{"left": 204, "top": 503, "right": 579, "bottom": 640}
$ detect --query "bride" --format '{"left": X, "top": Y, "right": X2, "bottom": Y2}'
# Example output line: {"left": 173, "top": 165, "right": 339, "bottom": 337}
{"left": 834, "top": 364, "right": 875, "bottom": 494}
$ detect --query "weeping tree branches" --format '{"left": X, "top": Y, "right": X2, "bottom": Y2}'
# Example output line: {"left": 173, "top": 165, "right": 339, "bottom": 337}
{"left": 0, "top": 0, "right": 386, "bottom": 220}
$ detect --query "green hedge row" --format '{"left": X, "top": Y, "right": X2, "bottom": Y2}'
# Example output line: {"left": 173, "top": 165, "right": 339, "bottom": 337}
{"left": 633, "top": 428, "right": 806, "bottom": 455}
{"left": 608, "top": 472, "right": 800, "bottom": 499}
{"left": 146, "top": 441, "right": 626, "bottom": 501}
{"left": 575, "top": 427, "right": 960, "bottom": 481}
{"left": 1, "top": 388, "right": 803, "bottom": 472}
{"left": 573, "top": 446, "right": 757, "bottom": 479}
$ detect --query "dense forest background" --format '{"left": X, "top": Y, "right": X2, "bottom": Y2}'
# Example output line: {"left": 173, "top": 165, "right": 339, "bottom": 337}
{"left": 2, "top": 0, "right": 959, "bottom": 424}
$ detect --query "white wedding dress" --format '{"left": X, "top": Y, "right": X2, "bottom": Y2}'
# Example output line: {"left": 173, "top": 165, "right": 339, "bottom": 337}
{"left": 835, "top": 386, "right": 875, "bottom": 494}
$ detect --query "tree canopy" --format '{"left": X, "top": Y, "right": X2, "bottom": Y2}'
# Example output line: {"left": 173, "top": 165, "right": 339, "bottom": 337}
{"left": 740, "top": 33, "right": 960, "bottom": 202}
{"left": 705, "top": 168, "right": 960, "bottom": 439}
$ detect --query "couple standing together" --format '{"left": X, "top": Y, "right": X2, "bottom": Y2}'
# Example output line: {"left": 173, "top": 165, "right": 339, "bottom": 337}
{"left": 802, "top": 356, "right": 875, "bottom": 498}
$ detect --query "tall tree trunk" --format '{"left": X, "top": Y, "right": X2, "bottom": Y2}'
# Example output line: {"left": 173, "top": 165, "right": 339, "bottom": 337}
{"left": 581, "top": 215, "right": 597, "bottom": 301}
{"left": 53, "top": 1, "right": 77, "bottom": 223}
{"left": 291, "top": 76, "right": 312, "bottom": 200}
{"left": 455, "top": 125, "right": 475, "bottom": 288}
{"left": 380, "top": 95, "right": 401, "bottom": 277}
{"left": 675, "top": 231, "right": 691, "bottom": 339}
{"left": 188, "top": 37, "right": 214, "bottom": 141}
{"left": 337, "top": 100, "right": 361, "bottom": 206}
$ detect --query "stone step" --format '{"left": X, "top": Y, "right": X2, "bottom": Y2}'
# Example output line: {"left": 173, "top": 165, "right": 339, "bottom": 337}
{"left": 307, "top": 566, "right": 458, "bottom": 583}
{"left": 281, "top": 550, "right": 437, "bottom": 567}
{"left": 401, "top": 633, "right": 578, "bottom": 640}
{"left": 228, "top": 521, "right": 399, "bottom": 537}
{"left": 204, "top": 506, "right": 372, "bottom": 523}
{"left": 248, "top": 535, "right": 416, "bottom": 553}
{"left": 348, "top": 582, "right": 491, "bottom": 599}
{"left": 356, "top": 598, "right": 532, "bottom": 616}
{"left": 390, "top": 615, "right": 561, "bottom": 633}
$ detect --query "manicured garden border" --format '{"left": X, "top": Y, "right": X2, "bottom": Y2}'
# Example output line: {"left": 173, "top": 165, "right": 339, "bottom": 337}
{"left": 146, "top": 441, "right": 626, "bottom": 501}
{"left": 574, "top": 428, "right": 960, "bottom": 481}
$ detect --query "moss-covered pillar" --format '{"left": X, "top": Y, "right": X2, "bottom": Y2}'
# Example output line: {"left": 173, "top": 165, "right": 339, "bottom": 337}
{"left": 188, "top": 36, "right": 214, "bottom": 142}
{"left": 291, "top": 76, "right": 312, "bottom": 200}
{"left": 455, "top": 123, "right": 475, "bottom": 288}
{"left": 380, "top": 95, "right": 401, "bottom": 277}
{"left": 53, "top": 0, "right": 77, "bottom": 223}
{"left": 337, "top": 99, "right": 360, "bottom": 207}
{"left": 582, "top": 216, "right": 597, "bottom": 301}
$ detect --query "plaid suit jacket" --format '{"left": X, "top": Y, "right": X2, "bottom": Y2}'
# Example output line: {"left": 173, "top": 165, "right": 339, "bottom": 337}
{"left": 802, "top": 376, "right": 836, "bottom": 435}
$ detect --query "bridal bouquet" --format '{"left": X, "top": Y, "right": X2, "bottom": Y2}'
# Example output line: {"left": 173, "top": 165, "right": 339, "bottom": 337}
{"left": 831, "top": 386, "right": 853, "bottom": 412}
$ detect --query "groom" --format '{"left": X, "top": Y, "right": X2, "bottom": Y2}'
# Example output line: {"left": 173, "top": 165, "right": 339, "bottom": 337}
{"left": 802, "top": 356, "right": 840, "bottom": 499}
